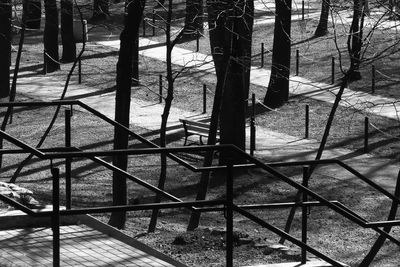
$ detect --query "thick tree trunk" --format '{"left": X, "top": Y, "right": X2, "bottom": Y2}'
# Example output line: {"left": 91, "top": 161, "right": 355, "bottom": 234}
{"left": 183, "top": 0, "right": 203, "bottom": 39}
{"left": 61, "top": 0, "right": 76, "bottom": 62}
{"left": 44, "top": 0, "right": 60, "bottom": 73}
{"left": 263, "top": 0, "right": 292, "bottom": 109}
{"left": 25, "top": 0, "right": 41, "bottom": 29}
{"left": 0, "top": 0, "right": 11, "bottom": 98}
{"left": 347, "top": 0, "right": 365, "bottom": 81}
{"left": 92, "top": 0, "right": 110, "bottom": 21}
{"left": 109, "top": 0, "right": 145, "bottom": 229}
{"left": 314, "top": 0, "right": 330, "bottom": 37}
{"left": 187, "top": 0, "right": 253, "bottom": 230}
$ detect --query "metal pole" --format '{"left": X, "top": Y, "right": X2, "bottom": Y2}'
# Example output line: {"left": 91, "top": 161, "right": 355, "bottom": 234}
{"left": 250, "top": 93, "right": 256, "bottom": 156}
{"left": 196, "top": 33, "right": 200, "bottom": 52}
{"left": 51, "top": 167, "right": 60, "bottom": 267}
{"left": 226, "top": 160, "right": 234, "bottom": 267}
{"left": 296, "top": 49, "right": 299, "bottom": 76}
{"left": 203, "top": 84, "right": 207, "bottom": 114}
{"left": 78, "top": 57, "right": 82, "bottom": 84}
{"left": 261, "top": 43, "right": 264, "bottom": 68}
{"left": 364, "top": 117, "right": 369, "bottom": 153}
{"left": 159, "top": 75, "right": 162, "bottom": 103}
{"left": 152, "top": 9, "right": 156, "bottom": 36}
{"left": 305, "top": 104, "right": 309, "bottom": 139}
{"left": 65, "top": 110, "right": 72, "bottom": 210}
{"left": 331, "top": 57, "right": 335, "bottom": 84}
{"left": 301, "top": 167, "right": 309, "bottom": 264}
{"left": 371, "top": 65, "right": 375, "bottom": 94}
{"left": 302, "top": 0, "right": 305, "bottom": 20}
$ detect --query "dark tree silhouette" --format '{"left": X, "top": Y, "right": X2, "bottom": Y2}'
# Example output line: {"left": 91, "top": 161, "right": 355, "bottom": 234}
{"left": 109, "top": 0, "right": 146, "bottom": 229}
{"left": 183, "top": 0, "right": 204, "bottom": 38}
{"left": 92, "top": 0, "right": 110, "bottom": 21}
{"left": 44, "top": 0, "right": 60, "bottom": 73}
{"left": 263, "top": 0, "right": 292, "bottom": 109}
{"left": 314, "top": 0, "right": 330, "bottom": 37}
{"left": 61, "top": 0, "right": 76, "bottom": 62}
{"left": 0, "top": 0, "right": 11, "bottom": 98}
{"left": 25, "top": 0, "right": 41, "bottom": 29}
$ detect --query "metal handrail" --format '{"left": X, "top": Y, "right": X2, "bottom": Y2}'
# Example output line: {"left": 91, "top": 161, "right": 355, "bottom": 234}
{"left": 1, "top": 101, "right": 400, "bottom": 267}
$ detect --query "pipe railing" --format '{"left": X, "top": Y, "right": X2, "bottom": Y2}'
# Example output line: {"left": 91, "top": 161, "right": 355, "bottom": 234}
{"left": 1, "top": 101, "right": 400, "bottom": 267}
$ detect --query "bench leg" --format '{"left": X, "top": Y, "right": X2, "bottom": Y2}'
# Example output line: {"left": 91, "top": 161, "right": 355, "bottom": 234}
{"left": 184, "top": 136, "right": 188, "bottom": 146}
{"left": 199, "top": 136, "right": 204, "bottom": 145}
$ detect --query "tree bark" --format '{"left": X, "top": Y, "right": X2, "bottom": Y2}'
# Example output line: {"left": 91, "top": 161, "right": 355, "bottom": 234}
{"left": 0, "top": 0, "right": 11, "bottom": 98}
{"left": 108, "top": 0, "right": 145, "bottom": 229}
{"left": 44, "top": 0, "right": 60, "bottom": 73}
{"left": 347, "top": 0, "right": 365, "bottom": 81}
{"left": 263, "top": 0, "right": 292, "bottom": 109}
{"left": 92, "top": 0, "right": 110, "bottom": 21}
{"left": 183, "top": 0, "right": 204, "bottom": 39}
{"left": 314, "top": 0, "right": 330, "bottom": 37}
{"left": 61, "top": 0, "right": 76, "bottom": 62}
{"left": 25, "top": 0, "right": 41, "bottom": 29}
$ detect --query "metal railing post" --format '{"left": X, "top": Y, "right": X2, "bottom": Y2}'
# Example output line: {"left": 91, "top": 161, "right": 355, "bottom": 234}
{"left": 305, "top": 104, "right": 309, "bottom": 139}
{"left": 226, "top": 159, "right": 234, "bottom": 267}
{"left": 364, "top": 117, "right": 369, "bottom": 153}
{"left": 51, "top": 167, "right": 60, "bottom": 267}
{"left": 142, "top": 17, "right": 146, "bottom": 37}
{"left": 159, "top": 75, "right": 163, "bottom": 103}
{"left": 331, "top": 57, "right": 335, "bottom": 84}
{"left": 152, "top": 9, "right": 156, "bottom": 36}
{"left": 65, "top": 109, "right": 72, "bottom": 210}
{"left": 371, "top": 65, "right": 375, "bottom": 94}
{"left": 250, "top": 93, "right": 256, "bottom": 156}
{"left": 260, "top": 43, "right": 264, "bottom": 68}
{"left": 296, "top": 49, "right": 299, "bottom": 76}
{"left": 196, "top": 32, "right": 200, "bottom": 52}
{"left": 203, "top": 84, "right": 207, "bottom": 114}
{"left": 301, "top": 166, "right": 309, "bottom": 264}
{"left": 43, "top": 50, "right": 47, "bottom": 75}
{"left": 302, "top": 0, "right": 305, "bottom": 20}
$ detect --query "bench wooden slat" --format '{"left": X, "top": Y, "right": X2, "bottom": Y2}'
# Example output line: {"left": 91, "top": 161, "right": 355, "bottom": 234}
{"left": 180, "top": 118, "right": 219, "bottom": 146}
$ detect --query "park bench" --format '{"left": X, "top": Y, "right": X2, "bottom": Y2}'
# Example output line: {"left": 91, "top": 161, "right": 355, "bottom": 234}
{"left": 179, "top": 119, "right": 219, "bottom": 146}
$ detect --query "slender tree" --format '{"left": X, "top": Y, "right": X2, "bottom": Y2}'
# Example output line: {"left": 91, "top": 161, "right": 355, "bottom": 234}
{"left": 61, "top": 0, "right": 76, "bottom": 62}
{"left": 263, "top": 0, "right": 292, "bottom": 109}
{"left": 0, "top": 0, "right": 11, "bottom": 98}
{"left": 25, "top": 0, "right": 41, "bottom": 29}
{"left": 109, "top": 0, "right": 146, "bottom": 229}
{"left": 44, "top": 0, "right": 60, "bottom": 73}
{"left": 314, "top": 0, "right": 330, "bottom": 37}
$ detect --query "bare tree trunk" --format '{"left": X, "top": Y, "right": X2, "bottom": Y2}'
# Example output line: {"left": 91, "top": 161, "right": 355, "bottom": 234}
{"left": 314, "top": 0, "right": 330, "bottom": 37}
{"left": 92, "top": 0, "right": 110, "bottom": 21}
{"left": 0, "top": 0, "right": 11, "bottom": 98}
{"left": 183, "top": 0, "right": 203, "bottom": 39}
{"left": 61, "top": 0, "right": 76, "bottom": 62}
{"left": 44, "top": 0, "right": 60, "bottom": 73}
{"left": 347, "top": 0, "right": 365, "bottom": 81}
{"left": 109, "top": 0, "right": 145, "bottom": 229}
{"left": 25, "top": 0, "right": 41, "bottom": 29}
{"left": 187, "top": 0, "right": 253, "bottom": 230}
{"left": 263, "top": 0, "right": 292, "bottom": 109}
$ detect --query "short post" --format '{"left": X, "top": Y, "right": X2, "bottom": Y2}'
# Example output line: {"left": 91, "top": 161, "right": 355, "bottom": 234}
{"left": 260, "top": 43, "right": 264, "bottom": 68}
{"left": 371, "top": 65, "right": 375, "bottom": 94}
{"left": 250, "top": 93, "right": 256, "bottom": 156}
{"left": 43, "top": 50, "right": 47, "bottom": 75}
{"left": 203, "top": 84, "right": 207, "bottom": 114}
{"left": 301, "top": 167, "right": 309, "bottom": 264}
{"left": 65, "top": 109, "right": 72, "bottom": 210}
{"left": 78, "top": 57, "right": 82, "bottom": 84}
{"left": 302, "top": 0, "right": 305, "bottom": 20}
{"left": 296, "top": 49, "right": 299, "bottom": 76}
{"left": 364, "top": 117, "right": 369, "bottom": 153}
{"left": 159, "top": 74, "right": 162, "bottom": 103}
{"left": 305, "top": 104, "right": 309, "bottom": 139}
{"left": 196, "top": 33, "right": 200, "bottom": 52}
{"left": 142, "top": 17, "right": 146, "bottom": 37}
{"left": 331, "top": 56, "right": 335, "bottom": 84}
{"left": 152, "top": 9, "right": 156, "bottom": 36}
{"left": 226, "top": 160, "right": 234, "bottom": 267}
{"left": 51, "top": 167, "right": 60, "bottom": 267}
